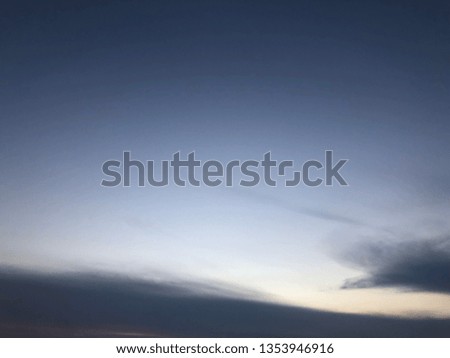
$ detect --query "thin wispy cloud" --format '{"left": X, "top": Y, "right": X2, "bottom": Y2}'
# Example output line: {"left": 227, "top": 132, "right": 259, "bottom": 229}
{"left": 229, "top": 188, "right": 363, "bottom": 226}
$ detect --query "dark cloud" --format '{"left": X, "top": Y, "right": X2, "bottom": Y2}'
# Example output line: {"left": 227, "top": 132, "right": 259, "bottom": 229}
{"left": 1, "top": 267, "right": 450, "bottom": 337}
{"left": 340, "top": 237, "right": 450, "bottom": 294}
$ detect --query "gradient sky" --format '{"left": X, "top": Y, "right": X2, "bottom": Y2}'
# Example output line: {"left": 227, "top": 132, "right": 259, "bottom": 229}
{"left": 1, "top": 0, "right": 450, "bottom": 328}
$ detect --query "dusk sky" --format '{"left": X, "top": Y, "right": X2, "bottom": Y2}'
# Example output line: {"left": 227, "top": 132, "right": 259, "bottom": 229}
{"left": 1, "top": 0, "right": 449, "bottom": 337}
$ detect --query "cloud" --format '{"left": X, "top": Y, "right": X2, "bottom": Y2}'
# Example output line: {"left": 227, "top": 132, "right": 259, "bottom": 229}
{"left": 340, "top": 237, "right": 450, "bottom": 294}
{"left": 1, "top": 267, "right": 450, "bottom": 337}
{"left": 230, "top": 188, "right": 363, "bottom": 226}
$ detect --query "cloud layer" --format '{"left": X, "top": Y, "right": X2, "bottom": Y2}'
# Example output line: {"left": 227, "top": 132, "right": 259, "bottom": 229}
{"left": 1, "top": 268, "right": 450, "bottom": 337}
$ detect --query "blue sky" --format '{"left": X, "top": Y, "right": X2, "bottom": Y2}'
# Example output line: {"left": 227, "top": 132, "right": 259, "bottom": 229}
{"left": 1, "top": 0, "right": 449, "bottom": 335}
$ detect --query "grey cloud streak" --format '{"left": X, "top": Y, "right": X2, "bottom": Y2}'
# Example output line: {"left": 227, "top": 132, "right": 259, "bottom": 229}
{"left": 230, "top": 188, "right": 363, "bottom": 226}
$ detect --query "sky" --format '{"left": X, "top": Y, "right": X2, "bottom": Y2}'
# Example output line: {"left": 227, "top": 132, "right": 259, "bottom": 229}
{"left": 0, "top": 0, "right": 449, "bottom": 336}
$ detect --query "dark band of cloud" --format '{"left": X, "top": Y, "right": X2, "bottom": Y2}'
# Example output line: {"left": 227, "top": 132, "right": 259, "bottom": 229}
{"left": 340, "top": 237, "right": 450, "bottom": 294}
{"left": 1, "top": 267, "right": 450, "bottom": 337}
